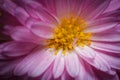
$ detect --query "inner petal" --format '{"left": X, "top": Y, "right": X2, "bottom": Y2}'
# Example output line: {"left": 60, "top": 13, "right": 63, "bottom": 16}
{"left": 46, "top": 16, "right": 92, "bottom": 55}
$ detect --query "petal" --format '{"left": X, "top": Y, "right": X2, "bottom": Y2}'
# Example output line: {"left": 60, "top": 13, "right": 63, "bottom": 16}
{"left": 96, "top": 50, "right": 120, "bottom": 70}
{"left": 1, "top": 0, "right": 29, "bottom": 25}
{"left": 0, "top": 41, "right": 37, "bottom": 57}
{"left": 65, "top": 52, "right": 79, "bottom": 77}
{"left": 53, "top": 51, "right": 64, "bottom": 79}
{"left": 4, "top": 26, "right": 45, "bottom": 44}
{"left": 41, "top": 65, "right": 53, "bottom": 80}
{"left": 81, "top": 0, "right": 111, "bottom": 20}
{"left": 31, "top": 22, "right": 54, "bottom": 39}
{"left": 104, "top": 0, "right": 120, "bottom": 13}
{"left": 21, "top": 0, "right": 59, "bottom": 24}
{"left": 75, "top": 46, "right": 96, "bottom": 59}
{"left": 76, "top": 61, "right": 96, "bottom": 80}
{"left": 91, "top": 32, "right": 120, "bottom": 42}
{"left": 85, "top": 17, "right": 120, "bottom": 33}
{"left": 14, "top": 49, "right": 55, "bottom": 77}
{"left": 91, "top": 42, "right": 120, "bottom": 53}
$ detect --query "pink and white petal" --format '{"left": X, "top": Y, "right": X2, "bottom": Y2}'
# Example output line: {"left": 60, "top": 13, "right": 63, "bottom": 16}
{"left": 75, "top": 46, "right": 96, "bottom": 59}
{"left": 104, "top": 0, "right": 120, "bottom": 13}
{"left": 76, "top": 61, "right": 96, "bottom": 80}
{"left": 28, "top": 50, "right": 55, "bottom": 77}
{"left": 61, "top": 71, "right": 74, "bottom": 80}
{"left": 0, "top": 41, "right": 37, "bottom": 57}
{"left": 31, "top": 22, "right": 54, "bottom": 39}
{"left": 14, "top": 49, "right": 55, "bottom": 77}
{"left": 0, "top": 0, "right": 30, "bottom": 25}
{"left": 65, "top": 52, "right": 79, "bottom": 77}
{"left": 78, "top": 49, "right": 111, "bottom": 72}
{"left": 81, "top": 0, "right": 111, "bottom": 20}
{"left": 91, "top": 42, "right": 120, "bottom": 53}
{"left": 96, "top": 51, "right": 120, "bottom": 70}
{"left": 85, "top": 16, "right": 120, "bottom": 33}
{"left": 41, "top": 65, "right": 53, "bottom": 80}
{"left": 53, "top": 50, "right": 64, "bottom": 79}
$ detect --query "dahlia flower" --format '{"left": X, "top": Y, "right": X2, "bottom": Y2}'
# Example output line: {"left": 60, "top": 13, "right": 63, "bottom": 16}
{"left": 0, "top": 0, "right": 120, "bottom": 80}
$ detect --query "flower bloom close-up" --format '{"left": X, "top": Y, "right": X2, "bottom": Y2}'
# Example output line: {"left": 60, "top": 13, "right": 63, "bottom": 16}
{"left": 0, "top": 0, "right": 120, "bottom": 80}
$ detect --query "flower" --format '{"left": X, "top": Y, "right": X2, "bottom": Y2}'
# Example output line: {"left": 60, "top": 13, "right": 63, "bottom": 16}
{"left": 0, "top": 0, "right": 120, "bottom": 80}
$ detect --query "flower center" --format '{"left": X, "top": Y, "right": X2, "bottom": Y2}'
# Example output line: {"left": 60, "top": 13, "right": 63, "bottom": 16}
{"left": 47, "top": 16, "right": 91, "bottom": 55}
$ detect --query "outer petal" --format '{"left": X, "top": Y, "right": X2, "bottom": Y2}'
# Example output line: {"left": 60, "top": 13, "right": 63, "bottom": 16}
{"left": 14, "top": 49, "right": 55, "bottom": 77}
{"left": 65, "top": 52, "right": 79, "bottom": 77}
{"left": 53, "top": 51, "right": 64, "bottom": 79}
{"left": 21, "top": 0, "right": 59, "bottom": 24}
{"left": 81, "top": 0, "right": 111, "bottom": 20}
{"left": 4, "top": 26, "right": 45, "bottom": 44}
{"left": 85, "top": 17, "right": 120, "bottom": 33}
{"left": 104, "top": 0, "right": 120, "bottom": 13}
{"left": 0, "top": 41, "right": 37, "bottom": 57}
{"left": 76, "top": 61, "right": 96, "bottom": 80}
{"left": 95, "top": 50, "right": 120, "bottom": 70}
{"left": 0, "top": 0, "right": 29, "bottom": 25}
{"left": 91, "top": 42, "right": 120, "bottom": 53}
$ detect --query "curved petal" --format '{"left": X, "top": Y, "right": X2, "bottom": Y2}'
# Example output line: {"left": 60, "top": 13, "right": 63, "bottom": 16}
{"left": 31, "top": 22, "right": 54, "bottom": 39}
{"left": 76, "top": 61, "right": 96, "bottom": 80}
{"left": 91, "top": 42, "right": 120, "bottom": 53}
{"left": 53, "top": 51, "right": 64, "bottom": 79}
{"left": 0, "top": 41, "right": 37, "bottom": 57}
{"left": 104, "top": 0, "right": 120, "bottom": 13}
{"left": 75, "top": 46, "right": 96, "bottom": 59}
{"left": 65, "top": 52, "right": 79, "bottom": 77}
{"left": 4, "top": 26, "right": 45, "bottom": 44}
{"left": 0, "top": 0, "right": 29, "bottom": 25}
{"left": 96, "top": 50, "right": 120, "bottom": 70}
{"left": 14, "top": 49, "right": 55, "bottom": 77}
{"left": 21, "top": 0, "right": 59, "bottom": 24}
{"left": 81, "top": 0, "right": 111, "bottom": 20}
{"left": 85, "top": 17, "right": 120, "bottom": 33}
{"left": 91, "top": 32, "right": 120, "bottom": 42}
{"left": 41, "top": 65, "right": 53, "bottom": 80}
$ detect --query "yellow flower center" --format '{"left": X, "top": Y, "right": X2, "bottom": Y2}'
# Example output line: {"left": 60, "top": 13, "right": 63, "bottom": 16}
{"left": 47, "top": 16, "right": 91, "bottom": 55}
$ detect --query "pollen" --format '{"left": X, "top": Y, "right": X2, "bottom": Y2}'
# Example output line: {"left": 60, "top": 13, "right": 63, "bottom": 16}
{"left": 47, "top": 16, "right": 91, "bottom": 55}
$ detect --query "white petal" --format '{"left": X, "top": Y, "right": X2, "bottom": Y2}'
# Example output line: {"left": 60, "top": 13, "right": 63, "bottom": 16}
{"left": 65, "top": 52, "right": 79, "bottom": 77}
{"left": 53, "top": 51, "right": 64, "bottom": 79}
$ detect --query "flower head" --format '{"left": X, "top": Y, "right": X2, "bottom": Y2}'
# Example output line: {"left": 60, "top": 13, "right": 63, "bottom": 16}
{"left": 0, "top": 0, "right": 120, "bottom": 80}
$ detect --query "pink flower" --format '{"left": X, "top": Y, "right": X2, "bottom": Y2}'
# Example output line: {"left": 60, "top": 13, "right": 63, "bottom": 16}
{"left": 0, "top": 0, "right": 120, "bottom": 80}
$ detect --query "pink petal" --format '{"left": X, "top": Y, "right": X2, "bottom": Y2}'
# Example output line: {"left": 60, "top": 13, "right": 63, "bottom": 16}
{"left": 65, "top": 52, "right": 79, "bottom": 77}
{"left": 75, "top": 46, "right": 96, "bottom": 59}
{"left": 31, "top": 22, "right": 54, "bottom": 39}
{"left": 76, "top": 61, "right": 96, "bottom": 80}
{"left": 0, "top": 41, "right": 37, "bottom": 57}
{"left": 22, "top": 0, "right": 59, "bottom": 24}
{"left": 14, "top": 49, "right": 55, "bottom": 77}
{"left": 1, "top": 0, "right": 29, "bottom": 25}
{"left": 53, "top": 51, "right": 64, "bottom": 79}
{"left": 91, "top": 32, "right": 120, "bottom": 42}
{"left": 81, "top": 0, "right": 111, "bottom": 20}
{"left": 104, "top": 0, "right": 120, "bottom": 13}
{"left": 4, "top": 26, "right": 45, "bottom": 44}
{"left": 91, "top": 42, "right": 120, "bottom": 53}
{"left": 41, "top": 65, "right": 53, "bottom": 80}
{"left": 85, "top": 17, "right": 119, "bottom": 33}
{"left": 97, "top": 51, "right": 120, "bottom": 70}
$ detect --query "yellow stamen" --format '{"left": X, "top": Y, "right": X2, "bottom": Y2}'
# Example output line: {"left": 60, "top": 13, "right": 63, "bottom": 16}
{"left": 47, "top": 16, "right": 92, "bottom": 55}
